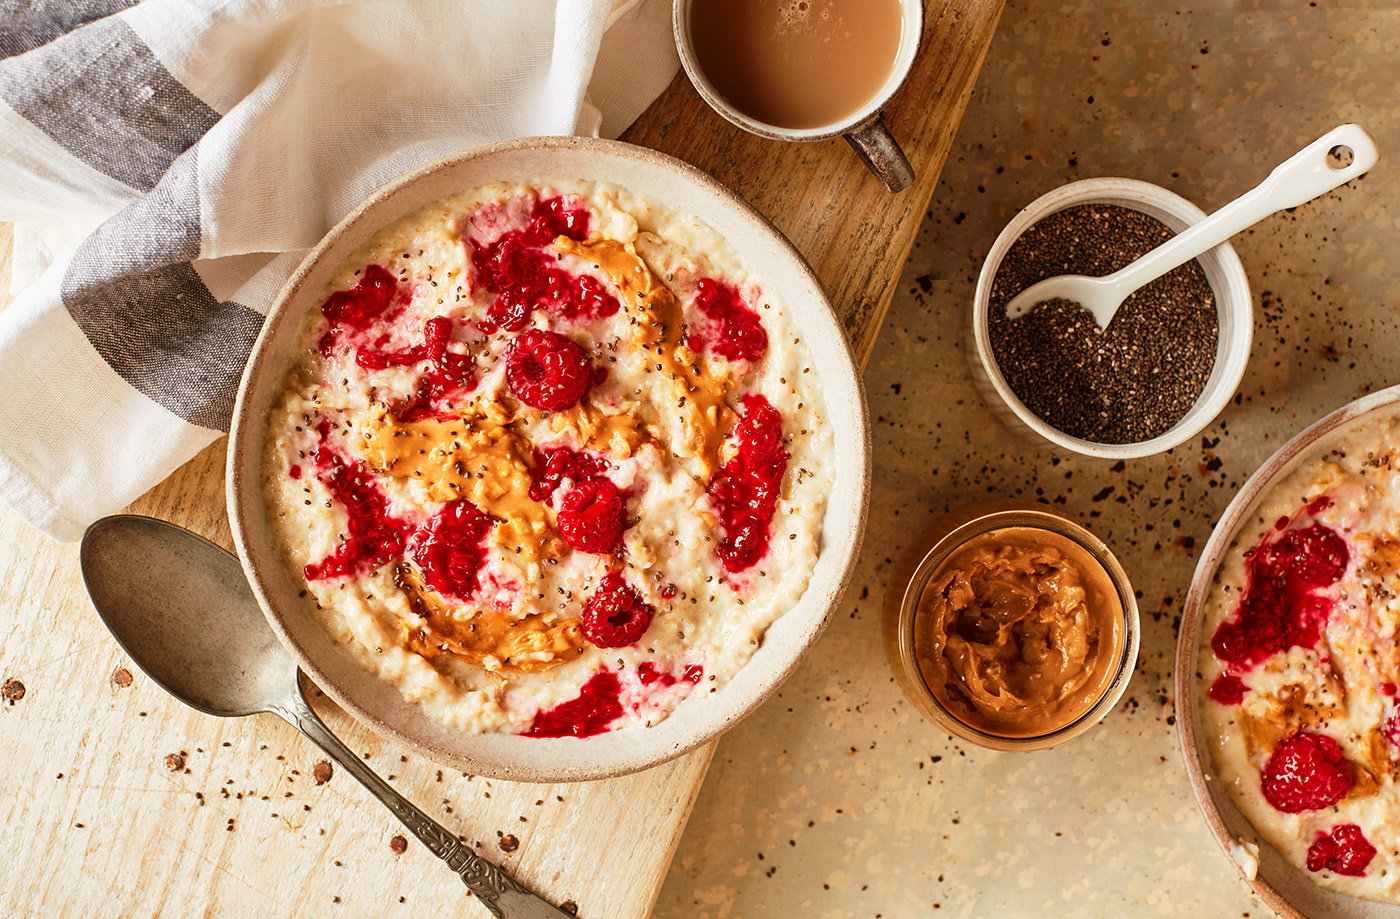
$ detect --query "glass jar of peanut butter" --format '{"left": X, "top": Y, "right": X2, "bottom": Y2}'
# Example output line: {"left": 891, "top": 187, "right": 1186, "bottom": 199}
{"left": 885, "top": 501, "right": 1139, "bottom": 751}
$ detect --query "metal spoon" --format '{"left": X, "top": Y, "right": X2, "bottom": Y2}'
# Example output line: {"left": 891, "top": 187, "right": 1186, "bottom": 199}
{"left": 79, "top": 514, "right": 572, "bottom": 919}
{"left": 1002, "top": 123, "right": 1379, "bottom": 325}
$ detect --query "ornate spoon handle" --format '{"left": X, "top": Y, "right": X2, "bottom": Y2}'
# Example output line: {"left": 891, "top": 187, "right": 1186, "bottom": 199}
{"left": 269, "top": 687, "right": 572, "bottom": 919}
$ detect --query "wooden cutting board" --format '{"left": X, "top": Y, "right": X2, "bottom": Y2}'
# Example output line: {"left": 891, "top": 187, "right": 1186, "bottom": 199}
{"left": 0, "top": 1, "right": 1003, "bottom": 914}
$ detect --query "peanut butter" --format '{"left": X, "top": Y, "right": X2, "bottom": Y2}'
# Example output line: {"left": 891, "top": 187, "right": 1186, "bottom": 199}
{"left": 395, "top": 563, "right": 585, "bottom": 673}
{"left": 356, "top": 402, "right": 564, "bottom": 565}
{"left": 553, "top": 236, "right": 734, "bottom": 478}
{"left": 913, "top": 527, "right": 1123, "bottom": 737}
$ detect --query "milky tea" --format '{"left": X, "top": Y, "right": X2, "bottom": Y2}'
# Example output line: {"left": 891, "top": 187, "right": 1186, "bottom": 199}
{"left": 689, "top": 0, "right": 906, "bottom": 131}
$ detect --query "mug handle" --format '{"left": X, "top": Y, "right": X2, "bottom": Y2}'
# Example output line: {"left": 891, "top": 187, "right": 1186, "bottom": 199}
{"left": 844, "top": 114, "right": 915, "bottom": 192}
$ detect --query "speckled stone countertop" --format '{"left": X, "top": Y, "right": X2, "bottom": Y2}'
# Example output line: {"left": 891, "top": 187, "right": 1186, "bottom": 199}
{"left": 654, "top": 0, "right": 1400, "bottom": 915}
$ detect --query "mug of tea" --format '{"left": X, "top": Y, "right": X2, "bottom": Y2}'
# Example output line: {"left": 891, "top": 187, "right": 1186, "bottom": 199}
{"left": 673, "top": 0, "right": 921, "bottom": 192}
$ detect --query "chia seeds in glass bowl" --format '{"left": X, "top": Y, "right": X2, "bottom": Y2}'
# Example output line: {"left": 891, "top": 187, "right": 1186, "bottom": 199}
{"left": 987, "top": 204, "right": 1219, "bottom": 445}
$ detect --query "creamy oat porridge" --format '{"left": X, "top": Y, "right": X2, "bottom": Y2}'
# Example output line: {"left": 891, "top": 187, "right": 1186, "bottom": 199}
{"left": 264, "top": 180, "right": 833, "bottom": 738}
{"left": 1200, "top": 412, "right": 1400, "bottom": 901}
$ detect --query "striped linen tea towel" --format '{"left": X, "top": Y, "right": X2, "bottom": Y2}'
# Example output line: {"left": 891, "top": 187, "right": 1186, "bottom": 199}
{"left": 0, "top": 0, "right": 678, "bottom": 539}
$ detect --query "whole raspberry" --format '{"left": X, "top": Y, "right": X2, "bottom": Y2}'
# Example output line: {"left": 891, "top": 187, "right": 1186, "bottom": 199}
{"left": 582, "top": 571, "right": 655, "bottom": 648}
{"left": 1307, "top": 824, "right": 1376, "bottom": 876}
{"left": 1260, "top": 731, "right": 1353, "bottom": 813}
{"left": 529, "top": 445, "right": 607, "bottom": 503}
{"left": 505, "top": 329, "right": 593, "bottom": 411}
{"left": 408, "top": 499, "right": 494, "bottom": 602}
{"left": 556, "top": 477, "right": 626, "bottom": 554}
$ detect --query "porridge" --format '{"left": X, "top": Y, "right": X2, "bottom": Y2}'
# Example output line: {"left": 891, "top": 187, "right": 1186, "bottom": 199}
{"left": 1200, "top": 412, "right": 1400, "bottom": 900}
{"left": 264, "top": 180, "right": 833, "bottom": 737}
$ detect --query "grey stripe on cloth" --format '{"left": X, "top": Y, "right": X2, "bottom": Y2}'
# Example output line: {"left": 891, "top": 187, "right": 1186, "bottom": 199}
{"left": 0, "top": 0, "right": 140, "bottom": 59}
{"left": 0, "top": 16, "right": 219, "bottom": 192}
{"left": 62, "top": 151, "right": 264, "bottom": 432}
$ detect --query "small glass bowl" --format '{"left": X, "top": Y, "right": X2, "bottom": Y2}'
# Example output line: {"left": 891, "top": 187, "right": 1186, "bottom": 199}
{"left": 885, "top": 500, "right": 1140, "bottom": 751}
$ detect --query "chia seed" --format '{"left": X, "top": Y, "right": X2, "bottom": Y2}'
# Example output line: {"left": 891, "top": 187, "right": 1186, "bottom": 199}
{"left": 987, "top": 203, "right": 1218, "bottom": 444}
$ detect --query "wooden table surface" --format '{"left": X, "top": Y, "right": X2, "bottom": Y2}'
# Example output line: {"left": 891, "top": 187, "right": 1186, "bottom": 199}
{"left": 0, "top": 2, "right": 1003, "bottom": 915}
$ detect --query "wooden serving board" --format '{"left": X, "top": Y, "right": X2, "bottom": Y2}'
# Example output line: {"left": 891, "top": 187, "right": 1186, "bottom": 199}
{"left": 0, "top": 1, "right": 1003, "bottom": 914}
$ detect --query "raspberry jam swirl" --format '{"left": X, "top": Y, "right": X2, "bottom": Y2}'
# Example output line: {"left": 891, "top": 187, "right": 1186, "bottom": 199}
{"left": 709, "top": 393, "right": 789, "bottom": 574}
{"left": 1209, "top": 501, "right": 1348, "bottom": 705}
{"left": 471, "top": 195, "right": 620, "bottom": 334}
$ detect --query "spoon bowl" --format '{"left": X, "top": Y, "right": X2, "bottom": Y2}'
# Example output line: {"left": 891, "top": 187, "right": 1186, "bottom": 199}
{"left": 80, "top": 515, "right": 293, "bottom": 718}
{"left": 79, "top": 515, "right": 572, "bottom": 919}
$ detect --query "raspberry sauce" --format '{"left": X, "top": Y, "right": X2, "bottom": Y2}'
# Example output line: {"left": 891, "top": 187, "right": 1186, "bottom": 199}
{"left": 709, "top": 393, "right": 789, "bottom": 574}
{"left": 318, "top": 268, "right": 476, "bottom": 420}
{"left": 408, "top": 499, "right": 495, "bottom": 603}
{"left": 1307, "top": 824, "right": 1376, "bottom": 876}
{"left": 1385, "top": 710, "right": 1400, "bottom": 752}
{"left": 519, "top": 669, "right": 625, "bottom": 738}
{"left": 685, "top": 277, "right": 768, "bottom": 363}
{"left": 1209, "top": 512, "right": 1348, "bottom": 703}
{"left": 471, "top": 196, "right": 620, "bottom": 334}
{"left": 303, "top": 427, "right": 409, "bottom": 581}
{"left": 1207, "top": 674, "right": 1249, "bottom": 706}
{"left": 636, "top": 662, "right": 675, "bottom": 687}
{"left": 317, "top": 264, "right": 404, "bottom": 357}
{"left": 636, "top": 661, "right": 704, "bottom": 687}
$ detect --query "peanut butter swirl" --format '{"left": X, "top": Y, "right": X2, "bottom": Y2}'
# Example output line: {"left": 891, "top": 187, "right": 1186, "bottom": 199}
{"left": 352, "top": 234, "right": 738, "bottom": 675}
{"left": 395, "top": 562, "right": 585, "bottom": 673}
{"left": 356, "top": 401, "right": 563, "bottom": 566}
{"left": 554, "top": 236, "right": 734, "bottom": 479}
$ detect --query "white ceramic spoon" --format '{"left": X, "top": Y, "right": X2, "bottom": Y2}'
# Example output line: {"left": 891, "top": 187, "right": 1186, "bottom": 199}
{"left": 1002, "top": 123, "right": 1379, "bottom": 325}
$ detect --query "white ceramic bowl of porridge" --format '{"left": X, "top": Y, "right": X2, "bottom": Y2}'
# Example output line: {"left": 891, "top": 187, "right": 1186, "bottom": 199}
{"left": 1178, "top": 383, "right": 1400, "bottom": 917}
{"left": 227, "top": 136, "right": 870, "bottom": 782}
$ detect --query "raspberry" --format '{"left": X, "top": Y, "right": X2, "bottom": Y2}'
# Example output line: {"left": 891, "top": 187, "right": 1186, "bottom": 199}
{"left": 408, "top": 499, "right": 495, "bottom": 602}
{"left": 556, "top": 477, "right": 627, "bottom": 554}
{"left": 529, "top": 445, "right": 608, "bottom": 503}
{"left": 505, "top": 329, "right": 594, "bottom": 411}
{"left": 1260, "top": 731, "right": 1353, "bottom": 813}
{"left": 581, "top": 571, "right": 655, "bottom": 648}
{"left": 689, "top": 277, "right": 768, "bottom": 362}
{"left": 1307, "top": 824, "right": 1376, "bottom": 876}
{"left": 709, "top": 393, "right": 788, "bottom": 574}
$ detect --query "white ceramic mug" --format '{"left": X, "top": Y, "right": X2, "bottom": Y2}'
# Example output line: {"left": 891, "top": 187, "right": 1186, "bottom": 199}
{"left": 672, "top": 0, "right": 922, "bottom": 192}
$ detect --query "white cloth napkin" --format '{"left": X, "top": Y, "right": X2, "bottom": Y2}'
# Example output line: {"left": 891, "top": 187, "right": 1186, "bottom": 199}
{"left": 0, "top": 0, "right": 678, "bottom": 540}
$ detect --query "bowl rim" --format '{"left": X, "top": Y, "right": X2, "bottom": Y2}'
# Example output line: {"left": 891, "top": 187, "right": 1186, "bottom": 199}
{"left": 225, "top": 135, "right": 872, "bottom": 782}
{"left": 1175, "top": 382, "right": 1400, "bottom": 917}
{"left": 970, "top": 176, "right": 1253, "bottom": 459}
